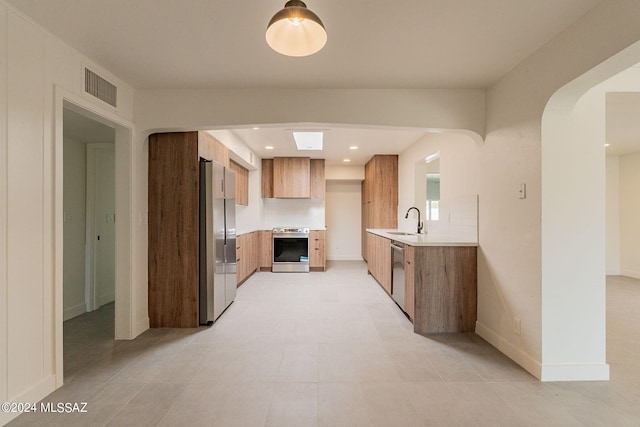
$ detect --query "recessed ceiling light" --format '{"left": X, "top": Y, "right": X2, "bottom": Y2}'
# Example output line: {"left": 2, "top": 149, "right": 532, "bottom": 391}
{"left": 343, "top": 159, "right": 351, "bottom": 162}
{"left": 349, "top": 146, "right": 358, "bottom": 150}
{"left": 293, "top": 131, "right": 323, "bottom": 150}
{"left": 253, "top": 127, "right": 260, "bottom": 130}
{"left": 604, "top": 143, "right": 610, "bottom": 147}
{"left": 265, "top": 145, "right": 274, "bottom": 150}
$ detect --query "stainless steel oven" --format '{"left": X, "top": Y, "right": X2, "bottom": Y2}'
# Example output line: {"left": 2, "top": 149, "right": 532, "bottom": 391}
{"left": 272, "top": 227, "right": 310, "bottom": 273}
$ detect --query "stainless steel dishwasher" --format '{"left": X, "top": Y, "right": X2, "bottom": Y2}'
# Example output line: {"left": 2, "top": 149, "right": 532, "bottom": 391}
{"left": 391, "top": 241, "right": 405, "bottom": 311}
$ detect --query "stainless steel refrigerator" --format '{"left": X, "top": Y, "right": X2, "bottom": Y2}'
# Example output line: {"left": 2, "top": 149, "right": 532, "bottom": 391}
{"left": 199, "top": 160, "right": 236, "bottom": 325}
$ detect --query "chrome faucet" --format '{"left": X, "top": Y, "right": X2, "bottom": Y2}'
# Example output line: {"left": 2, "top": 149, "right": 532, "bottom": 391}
{"left": 405, "top": 207, "right": 424, "bottom": 234}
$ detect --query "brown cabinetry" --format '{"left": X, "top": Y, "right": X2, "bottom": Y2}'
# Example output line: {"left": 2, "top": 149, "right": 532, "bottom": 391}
{"left": 237, "top": 232, "right": 259, "bottom": 285}
{"left": 259, "top": 230, "right": 273, "bottom": 271}
{"left": 229, "top": 160, "right": 249, "bottom": 206}
{"left": 310, "top": 159, "right": 325, "bottom": 199}
{"left": 274, "top": 157, "right": 310, "bottom": 198}
{"left": 262, "top": 157, "right": 325, "bottom": 199}
{"left": 405, "top": 245, "right": 415, "bottom": 321}
{"left": 412, "top": 246, "right": 477, "bottom": 333}
{"left": 362, "top": 155, "right": 398, "bottom": 260}
{"left": 148, "top": 131, "right": 228, "bottom": 328}
{"left": 366, "top": 232, "right": 391, "bottom": 294}
{"left": 310, "top": 230, "right": 326, "bottom": 271}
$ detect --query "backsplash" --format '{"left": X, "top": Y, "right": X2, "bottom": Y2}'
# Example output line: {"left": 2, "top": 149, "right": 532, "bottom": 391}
{"left": 400, "top": 195, "right": 478, "bottom": 241}
{"left": 263, "top": 198, "right": 325, "bottom": 230}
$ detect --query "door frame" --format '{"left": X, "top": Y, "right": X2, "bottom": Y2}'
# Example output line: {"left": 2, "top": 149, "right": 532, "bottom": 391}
{"left": 55, "top": 87, "right": 134, "bottom": 387}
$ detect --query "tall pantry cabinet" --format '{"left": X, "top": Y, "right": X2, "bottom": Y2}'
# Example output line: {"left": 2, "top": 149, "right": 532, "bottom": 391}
{"left": 148, "top": 131, "right": 233, "bottom": 328}
{"left": 361, "top": 155, "right": 398, "bottom": 261}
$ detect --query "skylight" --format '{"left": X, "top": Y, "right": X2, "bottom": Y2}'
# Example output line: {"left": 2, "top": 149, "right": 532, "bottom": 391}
{"left": 293, "top": 131, "right": 323, "bottom": 150}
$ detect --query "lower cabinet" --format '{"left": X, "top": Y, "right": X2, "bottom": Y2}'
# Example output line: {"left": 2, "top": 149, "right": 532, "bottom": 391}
{"left": 236, "top": 232, "right": 259, "bottom": 286}
{"left": 366, "top": 232, "right": 477, "bottom": 333}
{"left": 412, "top": 246, "right": 477, "bottom": 333}
{"left": 405, "top": 245, "right": 415, "bottom": 321}
{"left": 366, "top": 232, "right": 391, "bottom": 294}
{"left": 259, "top": 230, "right": 273, "bottom": 271}
{"left": 310, "top": 230, "right": 326, "bottom": 271}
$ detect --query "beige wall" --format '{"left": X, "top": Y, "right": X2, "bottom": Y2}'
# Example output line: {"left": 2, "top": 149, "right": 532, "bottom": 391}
{"left": 620, "top": 151, "right": 640, "bottom": 278}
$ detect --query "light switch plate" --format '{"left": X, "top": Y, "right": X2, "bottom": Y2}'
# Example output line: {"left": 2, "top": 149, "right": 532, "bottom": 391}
{"left": 518, "top": 183, "right": 526, "bottom": 199}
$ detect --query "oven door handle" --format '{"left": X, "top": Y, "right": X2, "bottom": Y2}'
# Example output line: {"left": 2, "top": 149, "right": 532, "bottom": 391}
{"left": 273, "top": 233, "right": 310, "bottom": 239}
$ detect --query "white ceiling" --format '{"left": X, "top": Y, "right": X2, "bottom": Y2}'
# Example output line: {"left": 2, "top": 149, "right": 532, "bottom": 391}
{"left": 6, "top": 0, "right": 601, "bottom": 90}
{"left": 212, "top": 124, "right": 429, "bottom": 166}
{"left": 16, "top": 0, "right": 620, "bottom": 163}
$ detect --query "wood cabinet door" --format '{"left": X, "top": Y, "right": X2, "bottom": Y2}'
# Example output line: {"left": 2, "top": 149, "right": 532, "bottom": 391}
{"left": 259, "top": 230, "right": 273, "bottom": 269}
{"left": 310, "top": 159, "right": 325, "bottom": 199}
{"left": 367, "top": 233, "right": 391, "bottom": 295}
{"left": 236, "top": 234, "right": 245, "bottom": 285}
{"left": 310, "top": 230, "right": 326, "bottom": 269}
{"left": 262, "top": 159, "right": 274, "bottom": 198}
{"left": 230, "top": 160, "right": 249, "bottom": 206}
{"left": 148, "top": 132, "right": 200, "bottom": 328}
{"left": 405, "top": 245, "right": 415, "bottom": 321}
{"left": 273, "top": 157, "right": 310, "bottom": 198}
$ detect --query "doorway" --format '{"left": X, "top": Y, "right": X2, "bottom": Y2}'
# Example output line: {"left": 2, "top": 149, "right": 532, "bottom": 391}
{"left": 63, "top": 107, "right": 116, "bottom": 378}
{"left": 55, "top": 92, "right": 134, "bottom": 387}
{"left": 63, "top": 109, "right": 116, "bottom": 319}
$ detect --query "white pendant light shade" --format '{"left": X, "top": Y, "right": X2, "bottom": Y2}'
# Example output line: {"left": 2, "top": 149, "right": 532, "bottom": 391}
{"left": 266, "top": 0, "right": 327, "bottom": 57}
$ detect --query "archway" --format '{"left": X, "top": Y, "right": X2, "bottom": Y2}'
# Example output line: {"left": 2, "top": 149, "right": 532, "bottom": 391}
{"left": 540, "top": 41, "right": 640, "bottom": 381}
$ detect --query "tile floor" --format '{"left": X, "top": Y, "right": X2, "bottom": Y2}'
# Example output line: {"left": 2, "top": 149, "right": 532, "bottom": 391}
{"left": 8, "top": 263, "right": 640, "bottom": 426}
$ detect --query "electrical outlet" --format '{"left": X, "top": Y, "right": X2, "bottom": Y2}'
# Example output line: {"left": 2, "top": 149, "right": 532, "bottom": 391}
{"left": 513, "top": 317, "right": 521, "bottom": 336}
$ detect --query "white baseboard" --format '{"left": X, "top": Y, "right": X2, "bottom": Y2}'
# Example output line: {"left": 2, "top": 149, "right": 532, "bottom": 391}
{"left": 620, "top": 269, "right": 640, "bottom": 280}
{"left": 540, "top": 363, "right": 610, "bottom": 381}
{"left": 98, "top": 293, "right": 115, "bottom": 307}
{"left": 132, "top": 317, "right": 149, "bottom": 339}
{"left": 476, "top": 321, "right": 611, "bottom": 382}
{"left": 0, "top": 374, "right": 56, "bottom": 426}
{"left": 475, "top": 321, "right": 542, "bottom": 379}
{"left": 63, "top": 302, "right": 86, "bottom": 321}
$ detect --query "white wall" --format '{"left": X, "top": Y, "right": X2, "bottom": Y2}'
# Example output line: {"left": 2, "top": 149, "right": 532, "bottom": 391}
{"left": 397, "top": 132, "right": 479, "bottom": 233}
{"left": 0, "top": 3, "right": 135, "bottom": 424}
{"left": 325, "top": 181, "right": 362, "bottom": 260}
{"left": 620, "top": 151, "right": 640, "bottom": 278}
{"left": 63, "top": 138, "right": 87, "bottom": 319}
{"left": 606, "top": 155, "right": 621, "bottom": 275}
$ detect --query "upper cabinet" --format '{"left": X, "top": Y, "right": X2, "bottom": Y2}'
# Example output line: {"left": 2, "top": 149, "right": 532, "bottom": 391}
{"left": 274, "top": 157, "right": 310, "bottom": 198}
{"left": 361, "top": 155, "right": 398, "bottom": 260}
{"left": 309, "top": 159, "right": 325, "bottom": 199}
{"left": 229, "top": 160, "right": 249, "bottom": 206}
{"left": 262, "top": 157, "right": 325, "bottom": 199}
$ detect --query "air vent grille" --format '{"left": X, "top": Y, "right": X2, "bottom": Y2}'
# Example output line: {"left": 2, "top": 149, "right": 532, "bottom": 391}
{"left": 84, "top": 68, "right": 117, "bottom": 107}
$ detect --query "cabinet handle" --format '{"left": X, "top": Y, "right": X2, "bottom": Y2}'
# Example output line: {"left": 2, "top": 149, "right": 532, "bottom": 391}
{"left": 315, "top": 248, "right": 319, "bottom": 250}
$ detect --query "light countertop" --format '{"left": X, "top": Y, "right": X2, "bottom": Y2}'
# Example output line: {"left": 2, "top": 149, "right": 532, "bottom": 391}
{"left": 366, "top": 229, "right": 478, "bottom": 247}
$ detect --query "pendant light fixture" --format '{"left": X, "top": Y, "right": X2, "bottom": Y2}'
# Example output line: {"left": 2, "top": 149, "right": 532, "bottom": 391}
{"left": 266, "top": 0, "right": 327, "bottom": 57}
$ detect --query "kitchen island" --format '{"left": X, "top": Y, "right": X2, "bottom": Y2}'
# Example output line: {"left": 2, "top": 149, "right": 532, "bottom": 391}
{"left": 366, "top": 229, "right": 478, "bottom": 334}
